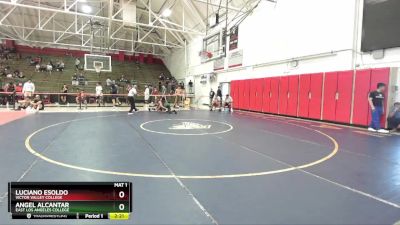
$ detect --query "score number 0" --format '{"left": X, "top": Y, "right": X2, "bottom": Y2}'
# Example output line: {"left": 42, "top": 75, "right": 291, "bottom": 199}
{"left": 118, "top": 191, "right": 125, "bottom": 211}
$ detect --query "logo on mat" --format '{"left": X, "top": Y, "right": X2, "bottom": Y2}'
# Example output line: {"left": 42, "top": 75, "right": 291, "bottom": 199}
{"left": 169, "top": 122, "right": 211, "bottom": 130}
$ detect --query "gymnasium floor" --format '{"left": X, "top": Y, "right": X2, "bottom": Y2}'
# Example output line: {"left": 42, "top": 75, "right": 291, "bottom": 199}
{"left": 0, "top": 109, "right": 400, "bottom": 224}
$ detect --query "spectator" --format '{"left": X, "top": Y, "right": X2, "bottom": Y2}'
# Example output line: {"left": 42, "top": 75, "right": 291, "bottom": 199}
{"left": 106, "top": 77, "right": 112, "bottom": 86}
{"left": 22, "top": 79, "right": 35, "bottom": 98}
{"left": 216, "top": 86, "right": 223, "bottom": 111}
{"left": 224, "top": 94, "right": 233, "bottom": 112}
{"left": 56, "top": 60, "right": 65, "bottom": 71}
{"left": 159, "top": 72, "right": 165, "bottom": 81}
{"left": 174, "top": 86, "right": 183, "bottom": 108}
{"left": 5, "top": 82, "right": 15, "bottom": 108}
{"left": 387, "top": 102, "right": 400, "bottom": 131}
{"left": 95, "top": 82, "right": 104, "bottom": 107}
{"left": 35, "top": 63, "right": 40, "bottom": 72}
{"left": 144, "top": 85, "right": 150, "bottom": 104}
{"left": 75, "top": 57, "right": 80, "bottom": 70}
{"left": 31, "top": 95, "right": 44, "bottom": 111}
{"left": 46, "top": 62, "right": 53, "bottom": 73}
{"left": 72, "top": 73, "right": 78, "bottom": 86}
{"left": 110, "top": 83, "right": 122, "bottom": 107}
{"left": 61, "top": 84, "right": 68, "bottom": 105}
{"left": 368, "top": 83, "right": 389, "bottom": 133}
{"left": 158, "top": 81, "right": 162, "bottom": 90}
{"left": 188, "top": 80, "right": 193, "bottom": 94}
{"left": 119, "top": 75, "right": 128, "bottom": 83}
{"left": 161, "top": 85, "right": 167, "bottom": 95}
{"left": 209, "top": 88, "right": 215, "bottom": 111}
{"left": 75, "top": 89, "right": 87, "bottom": 109}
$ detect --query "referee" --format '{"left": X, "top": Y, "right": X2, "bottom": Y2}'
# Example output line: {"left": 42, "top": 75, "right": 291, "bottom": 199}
{"left": 128, "top": 85, "right": 138, "bottom": 115}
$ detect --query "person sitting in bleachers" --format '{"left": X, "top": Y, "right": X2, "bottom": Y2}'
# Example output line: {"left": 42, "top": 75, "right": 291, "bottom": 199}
{"left": 78, "top": 73, "right": 85, "bottom": 85}
{"left": 14, "top": 70, "right": 24, "bottom": 78}
{"left": 35, "top": 63, "right": 40, "bottom": 72}
{"left": 46, "top": 62, "right": 53, "bottom": 72}
{"left": 55, "top": 60, "right": 65, "bottom": 71}
{"left": 119, "top": 75, "right": 128, "bottom": 83}
{"left": 71, "top": 73, "right": 78, "bottom": 86}
{"left": 39, "top": 64, "right": 47, "bottom": 72}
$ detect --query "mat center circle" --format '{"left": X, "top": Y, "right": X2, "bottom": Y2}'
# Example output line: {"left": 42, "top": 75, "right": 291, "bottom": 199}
{"left": 140, "top": 119, "right": 233, "bottom": 135}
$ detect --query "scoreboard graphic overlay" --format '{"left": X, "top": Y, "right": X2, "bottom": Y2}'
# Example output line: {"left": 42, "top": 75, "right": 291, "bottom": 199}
{"left": 8, "top": 182, "right": 132, "bottom": 220}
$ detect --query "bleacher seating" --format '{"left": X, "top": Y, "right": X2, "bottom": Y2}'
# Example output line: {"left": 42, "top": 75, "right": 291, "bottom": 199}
{"left": 1, "top": 53, "right": 171, "bottom": 95}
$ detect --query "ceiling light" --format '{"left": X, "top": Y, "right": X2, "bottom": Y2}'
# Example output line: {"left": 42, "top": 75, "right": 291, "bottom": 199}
{"left": 81, "top": 5, "right": 92, "bottom": 14}
{"left": 162, "top": 9, "right": 172, "bottom": 17}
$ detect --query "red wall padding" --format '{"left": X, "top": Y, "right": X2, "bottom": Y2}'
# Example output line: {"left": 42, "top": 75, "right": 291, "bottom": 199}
{"left": 262, "top": 78, "right": 271, "bottom": 113}
{"left": 279, "top": 76, "right": 289, "bottom": 115}
{"left": 230, "top": 67, "right": 390, "bottom": 127}
{"left": 249, "top": 79, "right": 258, "bottom": 111}
{"left": 308, "top": 73, "right": 323, "bottom": 120}
{"left": 322, "top": 72, "right": 338, "bottom": 121}
{"left": 230, "top": 81, "right": 239, "bottom": 109}
{"left": 287, "top": 75, "right": 299, "bottom": 116}
{"left": 243, "top": 80, "right": 251, "bottom": 110}
{"left": 352, "top": 69, "right": 372, "bottom": 126}
{"left": 335, "top": 70, "right": 354, "bottom": 123}
{"left": 249, "top": 78, "right": 263, "bottom": 112}
{"left": 269, "top": 77, "right": 280, "bottom": 114}
{"left": 298, "top": 74, "right": 311, "bottom": 118}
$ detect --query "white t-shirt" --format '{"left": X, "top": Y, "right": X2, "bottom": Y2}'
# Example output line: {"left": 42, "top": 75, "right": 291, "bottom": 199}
{"left": 144, "top": 88, "right": 150, "bottom": 100}
{"left": 95, "top": 86, "right": 103, "bottom": 96}
{"left": 75, "top": 59, "right": 80, "bottom": 66}
{"left": 106, "top": 79, "right": 112, "bottom": 86}
{"left": 128, "top": 88, "right": 137, "bottom": 97}
{"left": 225, "top": 96, "right": 233, "bottom": 103}
{"left": 23, "top": 82, "right": 35, "bottom": 93}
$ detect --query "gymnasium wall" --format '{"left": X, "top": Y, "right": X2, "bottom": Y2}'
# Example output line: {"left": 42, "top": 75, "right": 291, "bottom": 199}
{"left": 163, "top": 0, "right": 400, "bottom": 103}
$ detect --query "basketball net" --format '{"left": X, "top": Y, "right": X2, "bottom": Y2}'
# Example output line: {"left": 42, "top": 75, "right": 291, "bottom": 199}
{"left": 199, "top": 51, "right": 213, "bottom": 62}
{"left": 94, "top": 65, "right": 102, "bottom": 74}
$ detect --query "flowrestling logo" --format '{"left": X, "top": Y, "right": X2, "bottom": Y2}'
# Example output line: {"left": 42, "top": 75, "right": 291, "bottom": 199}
{"left": 169, "top": 122, "right": 211, "bottom": 130}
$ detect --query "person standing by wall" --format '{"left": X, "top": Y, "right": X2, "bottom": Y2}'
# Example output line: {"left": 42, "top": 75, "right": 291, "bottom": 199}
{"left": 368, "top": 83, "right": 389, "bottom": 133}
{"left": 188, "top": 80, "right": 193, "bottom": 94}
{"left": 22, "top": 79, "right": 35, "bottom": 98}
{"left": 216, "top": 86, "right": 223, "bottom": 112}
{"left": 61, "top": 84, "right": 68, "bottom": 105}
{"left": 209, "top": 88, "right": 215, "bottom": 111}
{"left": 128, "top": 85, "right": 138, "bottom": 115}
{"left": 95, "top": 82, "right": 104, "bottom": 107}
{"left": 144, "top": 85, "right": 150, "bottom": 110}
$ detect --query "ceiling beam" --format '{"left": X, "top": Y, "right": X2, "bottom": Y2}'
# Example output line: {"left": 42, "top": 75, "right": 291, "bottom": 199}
{"left": 0, "top": 1, "right": 204, "bottom": 35}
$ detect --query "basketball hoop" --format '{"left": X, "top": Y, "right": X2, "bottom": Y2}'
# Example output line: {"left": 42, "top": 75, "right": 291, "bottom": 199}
{"left": 199, "top": 51, "right": 213, "bottom": 62}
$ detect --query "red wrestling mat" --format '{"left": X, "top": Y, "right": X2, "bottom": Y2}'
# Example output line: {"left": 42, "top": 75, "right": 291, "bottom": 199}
{"left": 0, "top": 111, "right": 28, "bottom": 126}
